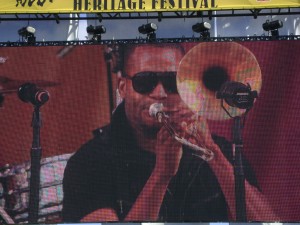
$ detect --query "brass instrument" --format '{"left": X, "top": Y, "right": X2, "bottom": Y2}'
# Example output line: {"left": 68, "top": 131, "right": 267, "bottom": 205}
{"left": 149, "top": 102, "right": 215, "bottom": 161}
{"left": 177, "top": 42, "right": 262, "bottom": 120}
{"left": 150, "top": 42, "right": 262, "bottom": 161}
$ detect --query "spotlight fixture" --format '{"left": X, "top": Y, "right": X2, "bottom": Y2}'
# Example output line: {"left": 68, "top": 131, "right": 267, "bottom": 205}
{"left": 192, "top": 22, "right": 211, "bottom": 40}
{"left": 86, "top": 25, "right": 106, "bottom": 42}
{"left": 262, "top": 20, "right": 283, "bottom": 37}
{"left": 18, "top": 26, "right": 36, "bottom": 44}
{"left": 138, "top": 23, "right": 158, "bottom": 41}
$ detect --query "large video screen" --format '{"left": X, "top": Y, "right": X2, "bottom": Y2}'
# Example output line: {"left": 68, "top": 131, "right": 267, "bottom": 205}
{"left": 0, "top": 40, "right": 300, "bottom": 223}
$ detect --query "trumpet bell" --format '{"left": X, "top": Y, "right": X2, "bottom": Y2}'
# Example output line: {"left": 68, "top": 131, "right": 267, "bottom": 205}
{"left": 177, "top": 42, "right": 262, "bottom": 120}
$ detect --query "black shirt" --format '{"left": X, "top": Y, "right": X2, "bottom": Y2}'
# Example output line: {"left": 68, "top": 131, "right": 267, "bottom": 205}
{"left": 62, "top": 102, "right": 258, "bottom": 222}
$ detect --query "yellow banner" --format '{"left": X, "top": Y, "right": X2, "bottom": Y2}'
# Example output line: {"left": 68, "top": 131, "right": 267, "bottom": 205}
{"left": 214, "top": 0, "right": 300, "bottom": 9}
{"left": 0, "top": 0, "right": 299, "bottom": 13}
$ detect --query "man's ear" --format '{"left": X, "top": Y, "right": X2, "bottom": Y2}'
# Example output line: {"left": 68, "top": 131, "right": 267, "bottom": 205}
{"left": 118, "top": 73, "right": 126, "bottom": 99}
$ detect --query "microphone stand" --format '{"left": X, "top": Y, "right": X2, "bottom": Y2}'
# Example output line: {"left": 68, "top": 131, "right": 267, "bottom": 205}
{"left": 28, "top": 105, "right": 42, "bottom": 223}
{"left": 216, "top": 82, "right": 257, "bottom": 221}
{"left": 233, "top": 116, "right": 246, "bottom": 221}
{"left": 18, "top": 82, "right": 50, "bottom": 223}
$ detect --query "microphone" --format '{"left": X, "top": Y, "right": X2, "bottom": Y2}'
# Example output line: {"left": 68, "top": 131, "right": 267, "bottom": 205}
{"left": 18, "top": 83, "right": 49, "bottom": 106}
{"left": 149, "top": 103, "right": 165, "bottom": 122}
{"left": 216, "top": 81, "right": 258, "bottom": 109}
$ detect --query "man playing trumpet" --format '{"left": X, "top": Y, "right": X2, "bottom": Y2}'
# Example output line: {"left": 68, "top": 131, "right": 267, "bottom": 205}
{"left": 62, "top": 43, "right": 278, "bottom": 222}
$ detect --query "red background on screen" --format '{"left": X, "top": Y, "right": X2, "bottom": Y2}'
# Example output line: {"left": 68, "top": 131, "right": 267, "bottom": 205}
{"left": 0, "top": 41, "right": 300, "bottom": 221}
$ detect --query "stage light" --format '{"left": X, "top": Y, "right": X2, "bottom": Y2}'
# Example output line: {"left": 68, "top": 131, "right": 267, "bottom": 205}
{"left": 86, "top": 25, "right": 106, "bottom": 41}
{"left": 192, "top": 22, "right": 211, "bottom": 40}
{"left": 262, "top": 20, "right": 283, "bottom": 37}
{"left": 192, "top": 22, "right": 211, "bottom": 33}
{"left": 138, "top": 23, "right": 157, "bottom": 34}
{"left": 138, "top": 23, "right": 157, "bottom": 41}
{"left": 18, "top": 26, "right": 36, "bottom": 36}
{"left": 18, "top": 26, "right": 36, "bottom": 44}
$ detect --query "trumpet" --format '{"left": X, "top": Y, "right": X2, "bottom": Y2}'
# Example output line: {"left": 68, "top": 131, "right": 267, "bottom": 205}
{"left": 149, "top": 103, "right": 214, "bottom": 161}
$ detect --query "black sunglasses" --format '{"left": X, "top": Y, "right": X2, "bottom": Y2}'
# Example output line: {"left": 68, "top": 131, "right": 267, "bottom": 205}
{"left": 125, "top": 71, "right": 178, "bottom": 94}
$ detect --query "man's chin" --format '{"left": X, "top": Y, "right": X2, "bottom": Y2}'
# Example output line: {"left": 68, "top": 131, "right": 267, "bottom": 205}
{"left": 144, "top": 117, "right": 163, "bottom": 128}
{"left": 141, "top": 109, "right": 159, "bottom": 124}
{"left": 140, "top": 125, "right": 161, "bottom": 139}
{"left": 139, "top": 112, "right": 163, "bottom": 136}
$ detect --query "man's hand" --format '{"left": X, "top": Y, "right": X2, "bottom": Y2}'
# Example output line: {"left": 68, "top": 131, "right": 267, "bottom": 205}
{"left": 153, "top": 101, "right": 218, "bottom": 180}
{"left": 181, "top": 115, "right": 219, "bottom": 152}
{"left": 168, "top": 102, "right": 218, "bottom": 159}
{"left": 154, "top": 126, "right": 182, "bottom": 179}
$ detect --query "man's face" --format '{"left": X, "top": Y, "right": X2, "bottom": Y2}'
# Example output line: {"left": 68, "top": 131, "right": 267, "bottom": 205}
{"left": 119, "top": 45, "right": 185, "bottom": 132}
